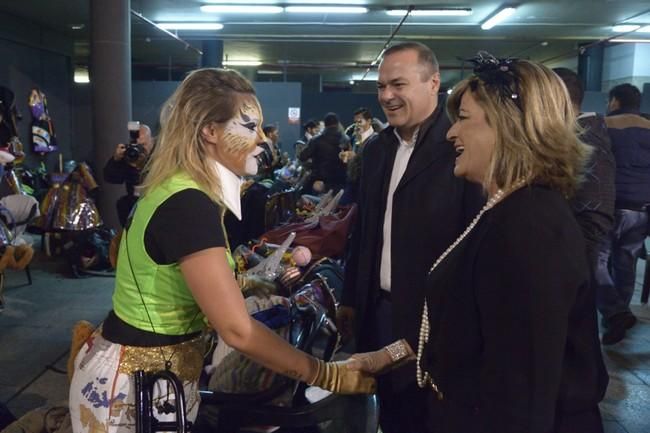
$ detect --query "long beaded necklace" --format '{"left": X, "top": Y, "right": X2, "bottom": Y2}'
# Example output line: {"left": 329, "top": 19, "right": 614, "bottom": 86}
{"left": 415, "top": 179, "right": 526, "bottom": 400}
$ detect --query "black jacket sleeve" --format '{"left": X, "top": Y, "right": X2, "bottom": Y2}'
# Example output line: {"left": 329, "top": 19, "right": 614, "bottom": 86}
{"left": 103, "top": 157, "right": 129, "bottom": 184}
{"left": 299, "top": 137, "right": 317, "bottom": 162}
{"left": 341, "top": 137, "right": 371, "bottom": 308}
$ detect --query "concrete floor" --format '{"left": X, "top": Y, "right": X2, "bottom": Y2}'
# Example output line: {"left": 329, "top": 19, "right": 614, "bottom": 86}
{"left": 1, "top": 248, "right": 649, "bottom": 433}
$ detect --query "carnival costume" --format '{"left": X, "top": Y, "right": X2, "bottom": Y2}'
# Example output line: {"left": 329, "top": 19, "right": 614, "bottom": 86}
{"left": 69, "top": 171, "right": 235, "bottom": 433}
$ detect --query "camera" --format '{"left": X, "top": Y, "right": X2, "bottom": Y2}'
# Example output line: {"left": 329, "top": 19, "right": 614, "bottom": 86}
{"left": 125, "top": 121, "right": 143, "bottom": 162}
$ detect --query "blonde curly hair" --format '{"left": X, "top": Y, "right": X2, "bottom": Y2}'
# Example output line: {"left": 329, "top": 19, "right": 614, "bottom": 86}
{"left": 447, "top": 60, "right": 591, "bottom": 198}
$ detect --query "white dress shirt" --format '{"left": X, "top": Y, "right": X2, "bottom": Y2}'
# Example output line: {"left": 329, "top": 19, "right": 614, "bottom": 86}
{"left": 380, "top": 129, "right": 418, "bottom": 292}
{"left": 360, "top": 127, "right": 374, "bottom": 145}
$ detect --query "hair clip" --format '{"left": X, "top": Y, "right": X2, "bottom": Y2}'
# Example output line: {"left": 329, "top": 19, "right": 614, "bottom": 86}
{"left": 467, "top": 51, "right": 521, "bottom": 108}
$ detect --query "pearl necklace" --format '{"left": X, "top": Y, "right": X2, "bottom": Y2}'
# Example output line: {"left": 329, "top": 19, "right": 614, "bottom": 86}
{"left": 415, "top": 180, "right": 526, "bottom": 400}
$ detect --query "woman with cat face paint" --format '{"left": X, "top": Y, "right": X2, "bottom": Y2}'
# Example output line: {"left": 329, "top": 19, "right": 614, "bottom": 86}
{"left": 68, "top": 69, "right": 380, "bottom": 433}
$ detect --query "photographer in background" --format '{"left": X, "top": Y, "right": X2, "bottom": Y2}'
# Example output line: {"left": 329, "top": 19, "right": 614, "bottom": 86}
{"left": 103, "top": 122, "right": 153, "bottom": 227}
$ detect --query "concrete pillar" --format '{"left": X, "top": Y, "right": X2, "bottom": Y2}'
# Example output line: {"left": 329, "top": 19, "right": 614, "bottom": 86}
{"left": 201, "top": 40, "right": 223, "bottom": 68}
{"left": 90, "top": 0, "right": 131, "bottom": 230}
{"left": 578, "top": 44, "right": 604, "bottom": 92}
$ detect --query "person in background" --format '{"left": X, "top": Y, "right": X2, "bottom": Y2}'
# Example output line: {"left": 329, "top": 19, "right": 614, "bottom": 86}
{"left": 553, "top": 68, "right": 616, "bottom": 265}
{"left": 103, "top": 124, "right": 153, "bottom": 227}
{"left": 596, "top": 83, "right": 650, "bottom": 344}
{"left": 340, "top": 107, "right": 379, "bottom": 205}
{"left": 352, "top": 107, "right": 379, "bottom": 149}
{"left": 299, "top": 112, "right": 348, "bottom": 194}
{"left": 69, "top": 68, "right": 382, "bottom": 433}
{"left": 259, "top": 124, "right": 281, "bottom": 177}
{"left": 338, "top": 42, "right": 480, "bottom": 433}
{"left": 294, "top": 119, "right": 319, "bottom": 157}
{"left": 262, "top": 124, "right": 281, "bottom": 156}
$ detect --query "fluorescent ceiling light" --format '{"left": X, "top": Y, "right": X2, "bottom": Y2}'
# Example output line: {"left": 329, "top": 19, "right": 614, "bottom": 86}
{"left": 285, "top": 6, "right": 368, "bottom": 14}
{"left": 157, "top": 23, "right": 224, "bottom": 30}
{"left": 258, "top": 70, "right": 284, "bottom": 75}
{"left": 224, "top": 60, "right": 262, "bottom": 66}
{"left": 386, "top": 9, "right": 472, "bottom": 17}
{"left": 74, "top": 69, "right": 90, "bottom": 84}
{"left": 289, "top": 0, "right": 366, "bottom": 3}
{"left": 481, "top": 6, "right": 516, "bottom": 30}
{"left": 200, "top": 5, "right": 283, "bottom": 13}
{"left": 202, "top": 0, "right": 367, "bottom": 3}
{"left": 612, "top": 25, "right": 641, "bottom": 32}
{"left": 611, "top": 38, "right": 650, "bottom": 43}
{"left": 202, "top": 0, "right": 279, "bottom": 3}
{"left": 637, "top": 25, "right": 650, "bottom": 33}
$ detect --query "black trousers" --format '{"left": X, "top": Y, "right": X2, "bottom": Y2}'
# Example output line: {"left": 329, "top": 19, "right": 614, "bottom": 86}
{"left": 368, "top": 294, "right": 435, "bottom": 433}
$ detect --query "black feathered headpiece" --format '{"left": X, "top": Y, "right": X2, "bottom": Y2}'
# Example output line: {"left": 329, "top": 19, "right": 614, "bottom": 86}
{"left": 468, "top": 51, "right": 521, "bottom": 109}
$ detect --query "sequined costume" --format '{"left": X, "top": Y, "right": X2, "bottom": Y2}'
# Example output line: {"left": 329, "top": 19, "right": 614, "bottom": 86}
{"left": 37, "top": 163, "right": 102, "bottom": 232}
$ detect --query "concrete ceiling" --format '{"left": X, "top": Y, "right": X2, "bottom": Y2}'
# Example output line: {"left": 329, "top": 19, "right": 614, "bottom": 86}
{"left": 2, "top": 0, "right": 650, "bottom": 88}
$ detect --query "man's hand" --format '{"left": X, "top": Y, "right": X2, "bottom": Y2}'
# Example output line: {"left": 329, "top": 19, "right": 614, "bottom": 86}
{"left": 113, "top": 143, "right": 126, "bottom": 161}
{"left": 336, "top": 305, "right": 355, "bottom": 344}
{"left": 339, "top": 150, "right": 354, "bottom": 164}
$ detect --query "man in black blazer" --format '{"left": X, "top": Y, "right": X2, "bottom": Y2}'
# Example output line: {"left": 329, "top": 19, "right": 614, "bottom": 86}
{"left": 338, "top": 42, "right": 480, "bottom": 433}
{"left": 299, "top": 112, "right": 348, "bottom": 193}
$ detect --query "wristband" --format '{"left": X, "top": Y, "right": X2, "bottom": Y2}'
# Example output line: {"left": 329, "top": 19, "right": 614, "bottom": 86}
{"left": 384, "top": 339, "right": 410, "bottom": 362}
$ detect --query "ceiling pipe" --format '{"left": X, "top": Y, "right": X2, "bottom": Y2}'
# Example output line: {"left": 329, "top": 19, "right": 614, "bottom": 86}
{"left": 130, "top": 9, "right": 203, "bottom": 56}
{"left": 541, "top": 7, "right": 650, "bottom": 64}
{"left": 359, "top": 5, "right": 414, "bottom": 81}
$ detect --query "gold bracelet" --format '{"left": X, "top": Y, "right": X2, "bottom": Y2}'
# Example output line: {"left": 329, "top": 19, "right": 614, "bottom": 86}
{"left": 307, "top": 358, "right": 323, "bottom": 385}
{"left": 384, "top": 339, "right": 410, "bottom": 362}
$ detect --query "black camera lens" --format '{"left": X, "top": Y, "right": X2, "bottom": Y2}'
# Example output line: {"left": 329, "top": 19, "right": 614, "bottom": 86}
{"left": 125, "top": 144, "right": 143, "bottom": 162}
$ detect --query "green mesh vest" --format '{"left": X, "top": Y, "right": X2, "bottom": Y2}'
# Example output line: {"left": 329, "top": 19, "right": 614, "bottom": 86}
{"left": 112, "top": 172, "right": 234, "bottom": 335}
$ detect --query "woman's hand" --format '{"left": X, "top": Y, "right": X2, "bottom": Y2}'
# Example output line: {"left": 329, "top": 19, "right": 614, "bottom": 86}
{"left": 308, "top": 359, "right": 376, "bottom": 394}
{"left": 347, "top": 339, "right": 416, "bottom": 375}
{"left": 182, "top": 247, "right": 371, "bottom": 393}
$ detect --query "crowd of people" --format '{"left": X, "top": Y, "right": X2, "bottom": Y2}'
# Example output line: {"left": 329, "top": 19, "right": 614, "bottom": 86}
{"left": 66, "top": 40, "right": 650, "bottom": 433}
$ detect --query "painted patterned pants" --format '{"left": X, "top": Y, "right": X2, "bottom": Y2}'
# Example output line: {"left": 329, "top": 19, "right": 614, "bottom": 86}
{"left": 69, "top": 330, "right": 204, "bottom": 433}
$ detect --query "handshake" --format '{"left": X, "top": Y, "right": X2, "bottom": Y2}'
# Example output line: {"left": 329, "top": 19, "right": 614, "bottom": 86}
{"left": 307, "top": 339, "right": 415, "bottom": 394}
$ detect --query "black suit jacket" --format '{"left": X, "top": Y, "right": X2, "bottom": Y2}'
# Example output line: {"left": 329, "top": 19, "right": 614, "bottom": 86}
{"left": 299, "top": 126, "right": 347, "bottom": 186}
{"left": 422, "top": 185, "right": 608, "bottom": 433}
{"left": 342, "top": 104, "right": 482, "bottom": 390}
